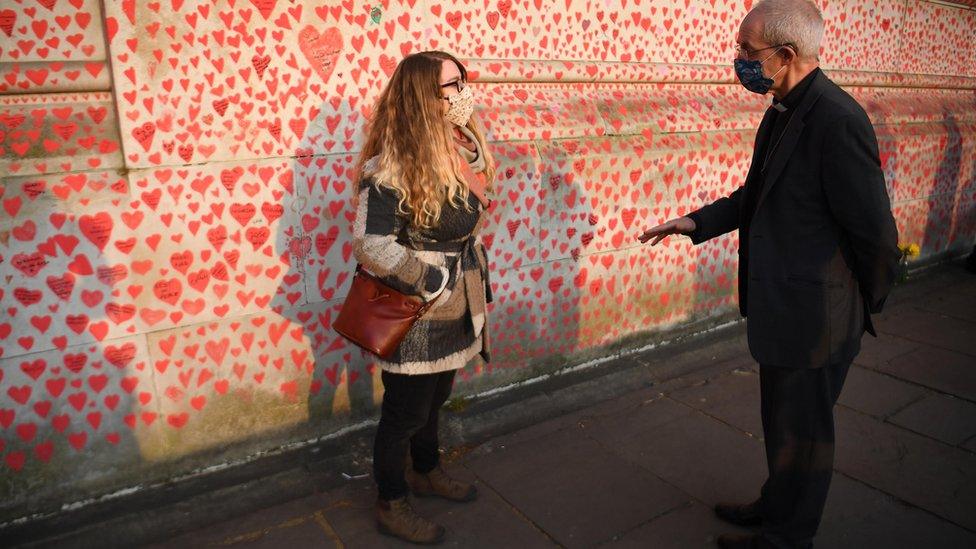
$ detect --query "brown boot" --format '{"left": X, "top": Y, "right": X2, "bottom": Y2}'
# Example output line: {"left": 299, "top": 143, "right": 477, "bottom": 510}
{"left": 375, "top": 497, "right": 445, "bottom": 544}
{"left": 407, "top": 466, "right": 478, "bottom": 502}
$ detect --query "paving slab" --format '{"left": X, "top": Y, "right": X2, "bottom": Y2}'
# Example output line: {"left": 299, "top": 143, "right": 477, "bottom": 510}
{"left": 837, "top": 366, "right": 928, "bottom": 419}
{"left": 881, "top": 267, "right": 973, "bottom": 310}
{"left": 595, "top": 407, "right": 768, "bottom": 508}
{"left": 964, "top": 435, "right": 976, "bottom": 453}
{"left": 954, "top": 275, "right": 976, "bottom": 296}
{"left": 602, "top": 471, "right": 976, "bottom": 548}
{"left": 314, "top": 468, "right": 557, "bottom": 549}
{"left": 875, "top": 307, "right": 976, "bottom": 358}
{"left": 149, "top": 493, "right": 339, "bottom": 548}
{"left": 577, "top": 394, "right": 697, "bottom": 447}
{"left": 667, "top": 367, "right": 764, "bottom": 437}
{"left": 465, "top": 426, "right": 688, "bottom": 548}
{"left": 600, "top": 501, "right": 747, "bottom": 548}
{"left": 471, "top": 384, "right": 664, "bottom": 453}
{"left": 916, "top": 287, "right": 976, "bottom": 322}
{"left": 638, "top": 334, "right": 752, "bottom": 383}
{"left": 872, "top": 344, "right": 976, "bottom": 402}
{"left": 889, "top": 393, "right": 976, "bottom": 446}
{"left": 648, "top": 357, "right": 755, "bottom": 397}
{"left": 854, "top": 333, "right": 922, "bottom": 369}
{"left": 835, "top": 407, "right": 976, "bottom": 532}
{"left": 818, "top": 474, "right": 976, "bottom": 549}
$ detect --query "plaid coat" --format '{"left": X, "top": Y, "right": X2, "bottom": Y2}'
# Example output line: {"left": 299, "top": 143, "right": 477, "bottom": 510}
{"left": 351, "top": 177, "right": 492, "bottom": 375}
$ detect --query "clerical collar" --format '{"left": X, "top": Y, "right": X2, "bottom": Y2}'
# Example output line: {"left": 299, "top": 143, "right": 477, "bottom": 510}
{"left": 771, "top": 67, "right": 820, "bottom": 112}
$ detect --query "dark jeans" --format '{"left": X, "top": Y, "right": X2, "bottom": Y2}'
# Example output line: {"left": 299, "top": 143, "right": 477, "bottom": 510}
{"left": 758, "top": 360, "right": 851, "bottom": 549}
{"left": 373, "top": 369, "right": 456, "bottom": 501}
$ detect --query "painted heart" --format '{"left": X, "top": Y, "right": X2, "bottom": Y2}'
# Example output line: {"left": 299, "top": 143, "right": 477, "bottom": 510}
{"left": 46, "top": 273, "right": 76, "bottom": 301}
{"left": 229, "top": 203, "right": 257, "bottom": 226}
{"left": 0, "top": 10, "right": 15, "bottom": 37}
{"left": 249, "top": 0, "right": 277, "bottom": 20}
{"left": 298, "top": 25, "right": 342, "bottom": 84}
{"left": 12, "top": 252, "right": 48, "bottom": 277}
{"left": 153, "top": 278, "right": 182, "bottom": 305}
{"left": 132, "top": 122, "right": 155, "bottom": 152}
{"left": 78, "top": 212, "right": 113, "bottom": 251}
{"left": 105, "top": 303, "right": 136, "bottom": 325}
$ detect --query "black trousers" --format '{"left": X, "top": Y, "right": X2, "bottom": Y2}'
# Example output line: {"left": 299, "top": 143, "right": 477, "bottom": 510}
{"left": 373, "top": 369, "right": 456, "bottom": 501}
{"left": 758, "top": 360, "right": 851, "bottom": 549}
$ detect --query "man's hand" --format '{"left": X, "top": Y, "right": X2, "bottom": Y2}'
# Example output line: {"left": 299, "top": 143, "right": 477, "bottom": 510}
{"left": 637, "top": 217, "right": 696, "bottom": 245}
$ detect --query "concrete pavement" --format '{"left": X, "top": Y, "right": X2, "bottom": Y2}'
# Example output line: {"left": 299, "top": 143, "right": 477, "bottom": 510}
{"left": 146, "top": 263, "right": 976, "bottom": 548}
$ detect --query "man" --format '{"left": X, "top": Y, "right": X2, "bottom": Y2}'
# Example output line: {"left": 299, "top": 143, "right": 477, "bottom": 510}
{"left": 638, "top": 1, "right": 900, "bottom": 547}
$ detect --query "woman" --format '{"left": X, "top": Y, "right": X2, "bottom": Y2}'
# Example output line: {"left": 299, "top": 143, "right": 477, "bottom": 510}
{"left": 351, "top": 51, "right": 495, "bottom": 544}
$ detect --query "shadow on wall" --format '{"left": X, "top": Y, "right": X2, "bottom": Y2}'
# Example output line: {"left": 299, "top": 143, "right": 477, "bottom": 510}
{"left": 4, "top": 91, "right": 382, "bottom": 523}
{"left": 272, "top": 102, "right": 587, "bottom": 415}
{"left": 963, "top": 143, "right": 976, "bottom": 250}
{"left": 944, "top": 110, "right": 976, "bottom": 251}
{"left": 923, "top": 110, "right": 963, "bottom": 254}
{"left": 265, "top": 95, "right": 379, "bottom": 447}
{"left": 478, "top": 140, "right": 588, "bottom": 381}
{"left": 0, "top": 169, "right": 145, "bottom": 518}
{"left": 869, "top": 99, "right": 899, "bottom": 212}
{"left": 267, "top": 101, "right": 602, "bottom": 403}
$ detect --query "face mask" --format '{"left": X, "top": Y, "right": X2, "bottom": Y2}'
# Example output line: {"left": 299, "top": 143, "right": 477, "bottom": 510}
{"left": 445, "top": 85, "right": 474, "bottom": 127}
{"left": 734, "top": 48, "right": 785, "bottom": 95}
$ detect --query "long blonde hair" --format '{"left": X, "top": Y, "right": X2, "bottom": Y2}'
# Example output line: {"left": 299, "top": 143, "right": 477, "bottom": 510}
{"left": 356, "top": 51, "right": 495, "bottom": 229}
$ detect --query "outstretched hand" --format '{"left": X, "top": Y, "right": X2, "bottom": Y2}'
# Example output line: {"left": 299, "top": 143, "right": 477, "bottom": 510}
{"left": 637, "top": 217, "right": 696, "bottom": 246}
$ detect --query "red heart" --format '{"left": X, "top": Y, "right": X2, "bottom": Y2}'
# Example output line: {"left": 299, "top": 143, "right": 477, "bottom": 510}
{"left": 298, "top": 25, "right": 342, "bottom": 83}
{"left": 78, "top": 212, "right": 113, "bottom": 251}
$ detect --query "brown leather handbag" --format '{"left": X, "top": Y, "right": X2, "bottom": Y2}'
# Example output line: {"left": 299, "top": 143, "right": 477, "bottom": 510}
{"left": 333, "top": 266, "right": 437, "bottom": 359}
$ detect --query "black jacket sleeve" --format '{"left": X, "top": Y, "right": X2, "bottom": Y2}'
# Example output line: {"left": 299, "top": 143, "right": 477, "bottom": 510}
{"left": 821, "top": 113, "right": 900, "bottom": 313}
{"left": 686, "top": 186, "right": 744, "bottom": 245}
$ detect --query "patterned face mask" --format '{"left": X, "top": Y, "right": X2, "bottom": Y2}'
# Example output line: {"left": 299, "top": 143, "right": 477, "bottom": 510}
{"left": 445, "top": 85, "right": 475, "bottom": 127}
{"left": 734, "top": 47, "right": 785, "bottom": 95}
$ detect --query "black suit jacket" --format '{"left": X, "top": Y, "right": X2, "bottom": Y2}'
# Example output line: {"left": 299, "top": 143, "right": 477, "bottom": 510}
{"left": 687, "top": 71, "right": 900, "bottom": 369}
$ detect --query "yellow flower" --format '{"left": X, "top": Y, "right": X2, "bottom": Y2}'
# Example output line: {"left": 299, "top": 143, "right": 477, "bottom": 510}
{"left": 898, "top": 243, "right": 920, "bottom": 258}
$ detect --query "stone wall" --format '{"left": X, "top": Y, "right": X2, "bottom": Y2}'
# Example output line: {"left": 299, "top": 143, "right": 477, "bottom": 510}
{"left": 1, "top": 0, "right": 974, "bottom": 523}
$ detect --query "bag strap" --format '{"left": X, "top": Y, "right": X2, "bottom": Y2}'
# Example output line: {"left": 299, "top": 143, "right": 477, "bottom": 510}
{"left": 355, "top": 264, "right": 439, "bottom": 317}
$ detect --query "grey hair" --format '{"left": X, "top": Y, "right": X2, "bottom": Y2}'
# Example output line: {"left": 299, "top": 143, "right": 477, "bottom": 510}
{"left": 751, "top": 0, "right": 824, "bottom": 60}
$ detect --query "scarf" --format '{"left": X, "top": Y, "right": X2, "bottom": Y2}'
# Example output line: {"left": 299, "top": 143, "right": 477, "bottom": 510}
{"left": 454, "top": 125, "right": 486, "bottom": 175}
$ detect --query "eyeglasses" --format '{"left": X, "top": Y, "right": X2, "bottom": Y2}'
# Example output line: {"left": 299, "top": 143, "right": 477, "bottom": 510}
{"left": 440, "top": 79, "right": 465, "bottom": 100}
{"left": 734, "top": 43, "right": 792, "bottom": 59}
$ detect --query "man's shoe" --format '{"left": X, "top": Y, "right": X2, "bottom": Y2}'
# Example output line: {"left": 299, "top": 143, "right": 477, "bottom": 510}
{"left": 717, "top": 532, "right": 760, "bottom": 549}
{"left": 407, "top": 466, "right": 478, "bottom": 502}
{"left": 375, "top": 497, "right": 445, "bottom": 545}
{"left": 714, "top": 500, "right": 762, "bottom": 527}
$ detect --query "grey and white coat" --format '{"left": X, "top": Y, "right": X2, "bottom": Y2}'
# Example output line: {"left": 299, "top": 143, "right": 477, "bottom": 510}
{"left": 351, "top": 157, "right": 492, "bottom": 375}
